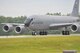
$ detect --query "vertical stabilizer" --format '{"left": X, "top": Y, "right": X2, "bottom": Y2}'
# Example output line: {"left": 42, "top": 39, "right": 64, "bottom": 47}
{"left": 71, "top": 0, "right": 79, "bottom": 17}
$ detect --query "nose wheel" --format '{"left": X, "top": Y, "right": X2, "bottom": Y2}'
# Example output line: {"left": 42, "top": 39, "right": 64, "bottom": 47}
{"left": 32, "top": 31, "right": 36, "bottom": 35}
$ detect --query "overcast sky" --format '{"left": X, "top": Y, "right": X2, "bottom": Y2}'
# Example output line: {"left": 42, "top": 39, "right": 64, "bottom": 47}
{"left": 0, "top": 0, "right": 80, "bottom": 17}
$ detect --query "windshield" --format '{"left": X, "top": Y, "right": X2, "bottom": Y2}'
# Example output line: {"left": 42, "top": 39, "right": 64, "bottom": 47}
{"left": 24, "top": 18, "right": 33, "bottom": 27}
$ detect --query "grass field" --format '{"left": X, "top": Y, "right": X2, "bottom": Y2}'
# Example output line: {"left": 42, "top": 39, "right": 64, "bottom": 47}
{"left": 0, "top": 35, "right": 80, "bottom": 53}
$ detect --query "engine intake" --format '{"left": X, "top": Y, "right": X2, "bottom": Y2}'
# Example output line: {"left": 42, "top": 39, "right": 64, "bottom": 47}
{"left": 3, "top": 24, "right": 13, "bottom": 32}
{"left": 71, "top": 23, "right": 80, "bottom": 32}
{"left": 15, "top": 26, "right": 25, "bottom": 34}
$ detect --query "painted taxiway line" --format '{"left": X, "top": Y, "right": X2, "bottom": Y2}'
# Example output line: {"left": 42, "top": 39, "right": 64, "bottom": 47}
{"left": 0, "top": 35, "right": 49, "bottom": 38}
{"left": 0, "top": 34, "right": 80, "bottom": 38}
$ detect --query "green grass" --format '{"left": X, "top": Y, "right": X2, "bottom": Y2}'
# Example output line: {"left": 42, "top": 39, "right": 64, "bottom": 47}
{"left": 0, "top": 35, "right": 80, "bottom": 53}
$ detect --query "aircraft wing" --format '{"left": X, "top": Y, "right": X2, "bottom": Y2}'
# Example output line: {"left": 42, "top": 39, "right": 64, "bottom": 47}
{"left": 1, "top": 23, "right": 24, "bottom": 26}
{"left": 49, "top": 23, "right": 72, "bottom": 28}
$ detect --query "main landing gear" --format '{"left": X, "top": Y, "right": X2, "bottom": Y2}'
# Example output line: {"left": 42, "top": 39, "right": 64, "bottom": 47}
{"left": 62, "top": 31, "right": 70, "bottom": 35}
{"left": 39, "top": 31, "right": 47, "bottom": 35}
{"left": 32, "top": 31, "right": 48, "bottom": 35}
{"left": 62, "top": 27, "right": 70, "bottom": 35}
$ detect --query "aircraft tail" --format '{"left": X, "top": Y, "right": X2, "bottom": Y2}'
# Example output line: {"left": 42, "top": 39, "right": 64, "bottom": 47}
{"left": 71, "top": 0, "right": 79, "bottom": 17}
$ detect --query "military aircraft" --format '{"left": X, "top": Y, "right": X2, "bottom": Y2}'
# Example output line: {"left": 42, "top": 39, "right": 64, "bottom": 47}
{"left": 1, "top": 0, "right": 80, "bottom": 35}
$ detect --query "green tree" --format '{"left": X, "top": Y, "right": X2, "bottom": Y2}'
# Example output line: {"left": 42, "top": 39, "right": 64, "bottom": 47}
{"left": 46, "top": 12, "right": 61, "bottom": 16}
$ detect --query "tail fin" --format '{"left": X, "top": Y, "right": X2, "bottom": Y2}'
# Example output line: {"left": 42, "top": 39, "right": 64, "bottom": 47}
{"left": 71, "top": 0, "right": 79, "bottom": 17}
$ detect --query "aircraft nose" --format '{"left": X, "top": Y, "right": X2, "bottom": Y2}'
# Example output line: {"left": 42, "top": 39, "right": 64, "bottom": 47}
{"left": 24, "top": 18, "right": 33, "bottom": 27}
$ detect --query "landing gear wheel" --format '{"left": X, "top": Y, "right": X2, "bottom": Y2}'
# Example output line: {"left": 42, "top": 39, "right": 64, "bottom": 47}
{"left": 39, "top": 31, "right": 47, "bottom": 35}
{"left": 62, "top": 31, "right": 70, "bottom": 35}
{"left": 66, "top": 31, "right": 70, "bottom": 35}
{"left": 32, "top": 31, "right": 36, "bottom": 35}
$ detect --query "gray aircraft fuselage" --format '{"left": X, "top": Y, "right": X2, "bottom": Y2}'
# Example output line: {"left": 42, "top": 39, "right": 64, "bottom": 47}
{"left": 27, "top": 15, "right": 79, "bottom": 30}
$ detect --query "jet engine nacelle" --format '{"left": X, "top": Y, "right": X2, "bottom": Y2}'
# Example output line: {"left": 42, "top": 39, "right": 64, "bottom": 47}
{"left": 2, "top": 24, "right": 13, "bottom": 32}
{"left": 14, "top": 26, "right": 26, "bottom": 34}
{"left": 71, "top": 23, "right": 80, "bottom": 32}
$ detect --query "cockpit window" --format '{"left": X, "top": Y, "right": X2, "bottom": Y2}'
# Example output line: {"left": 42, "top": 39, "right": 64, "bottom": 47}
{"left": 24, "top": 18, "right": 33, "bottom": 27}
